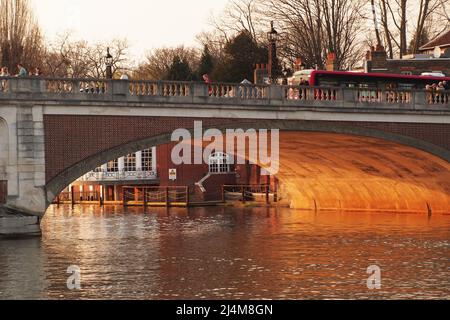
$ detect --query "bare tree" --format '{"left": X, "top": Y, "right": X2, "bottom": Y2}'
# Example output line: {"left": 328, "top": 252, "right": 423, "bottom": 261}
{"left": 0, "top": 0, "right": 44, "bottom": 72}
{"left": 209, "top": 0, "right": 267, "bottom": 43}
{"left": 44, "top": 33, "right": 130, "bottom": 78}
{"left": 263, "top": 0, "right": 366, "bottom": 70}
{"left": 133, "top": 46, "right": 199, "bottom": 80}
{"left": 378, "top": 0, "right": 450, "bottom": 58}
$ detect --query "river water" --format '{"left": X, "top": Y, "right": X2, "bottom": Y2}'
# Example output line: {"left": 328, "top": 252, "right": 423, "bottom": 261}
{"left": 0, "top": 205, "right": 449, "bottom": 300}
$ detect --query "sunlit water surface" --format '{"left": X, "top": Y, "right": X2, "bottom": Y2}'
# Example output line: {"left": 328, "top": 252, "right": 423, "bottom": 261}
{"left": 0, "top": 205, "right": 449, "bottom": 299}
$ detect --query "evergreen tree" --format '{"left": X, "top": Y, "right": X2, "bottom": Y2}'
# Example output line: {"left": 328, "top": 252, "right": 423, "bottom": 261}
{"left": 197, "top": 45, "right": 214, "bottom": 79}
{"left": 166, "top": 55, "right": 194, "bottom": 81}
{"left": 212, "top": 31, "right": 267, "bottom": 83}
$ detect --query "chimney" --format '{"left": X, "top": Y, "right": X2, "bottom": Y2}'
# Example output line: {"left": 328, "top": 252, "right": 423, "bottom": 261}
{"left": 365, "top": 45, "right": 387, "bottom": 72}
{"left": 326, "top": 52, "right": 338, "bottom": 71}
{"left": 254, "top": 63, "right": 269, "bottom": 85}
{"left": 294, "top": 58, "right": 303, "bottom": 71}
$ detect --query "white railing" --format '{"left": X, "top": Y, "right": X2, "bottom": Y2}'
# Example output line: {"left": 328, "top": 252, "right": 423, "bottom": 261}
{"left": 79, "top": 170, "right": 157, "bottom": 182}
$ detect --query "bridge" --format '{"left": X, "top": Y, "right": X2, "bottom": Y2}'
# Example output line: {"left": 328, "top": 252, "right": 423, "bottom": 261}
{"left": 0, "top": 77, "right": 449, "bottom": 236}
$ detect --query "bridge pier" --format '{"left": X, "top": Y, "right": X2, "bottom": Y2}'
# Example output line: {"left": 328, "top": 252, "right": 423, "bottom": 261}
{"left": 0, "top": 207, "right": 41, "bottom": 237}
{"left": 0, "top": 89, "right": 46, "bottom": 237}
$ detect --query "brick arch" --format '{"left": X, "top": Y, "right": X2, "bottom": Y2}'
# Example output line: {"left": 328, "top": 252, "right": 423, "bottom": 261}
{"left": 45, "top": 119, "right": 450, "bottom": 214}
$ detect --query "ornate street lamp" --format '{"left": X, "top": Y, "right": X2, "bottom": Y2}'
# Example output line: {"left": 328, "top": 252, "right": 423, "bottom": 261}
{"left": 267, "top": 21, "right": 279, "bottom": 84}
{"left": 105, "top": 47, "right": 113, "bottom": 79}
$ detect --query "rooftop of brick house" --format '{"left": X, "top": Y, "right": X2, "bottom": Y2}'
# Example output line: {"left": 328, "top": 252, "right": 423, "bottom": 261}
{"left": 420, "top": 29, "right": 450, "bottom": 51}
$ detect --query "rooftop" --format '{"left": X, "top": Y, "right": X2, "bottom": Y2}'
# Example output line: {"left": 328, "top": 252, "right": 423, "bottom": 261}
{"left": 420, "top": 29, "right": 450, "bottom": 50}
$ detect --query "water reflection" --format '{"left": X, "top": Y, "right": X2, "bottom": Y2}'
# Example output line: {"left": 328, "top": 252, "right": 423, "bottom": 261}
{"left": 0, "top": 205, "right": 449, "bottom": 299}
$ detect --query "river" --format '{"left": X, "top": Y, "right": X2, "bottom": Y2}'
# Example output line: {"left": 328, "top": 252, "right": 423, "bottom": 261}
{"left": 0, "top": 205, "right": 449, "bottom": 299}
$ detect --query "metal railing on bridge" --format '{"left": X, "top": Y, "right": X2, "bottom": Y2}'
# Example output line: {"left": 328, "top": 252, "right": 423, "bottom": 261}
{"left": 0, "top": 76, "right": 449, "bottom": 109}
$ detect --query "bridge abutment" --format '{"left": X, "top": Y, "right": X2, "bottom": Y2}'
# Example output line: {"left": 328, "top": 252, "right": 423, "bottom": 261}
{"left": 0, "top": 102, "right": 46, "bottom": 237}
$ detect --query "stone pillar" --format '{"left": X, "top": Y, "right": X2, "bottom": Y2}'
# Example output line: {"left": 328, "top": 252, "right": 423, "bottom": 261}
{"left": 0, "top": 99, "right": 45, "bottom": 237}
{"left": 112, "top": 80, "right": 129, "bottom": 96}
{"left": 192, "top": 83, "right": 208, "bottom": 97}
{"left": 268, "top": 85, "right": 283, "bottom": 101}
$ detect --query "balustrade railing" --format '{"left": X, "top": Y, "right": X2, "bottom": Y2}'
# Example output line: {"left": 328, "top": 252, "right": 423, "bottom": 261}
{"left": 79, "top": 170, "right": 157, "bottom": 182}
{"left": 0, "top": 76, "right": 448, "bottom": 109}
{"left": 283, "top": 86, "right": 339, "bottom": 101}
{"left": 355, "top": 89, "right": 412, "bottom": 104}
{"left": 208, "top": 83, "right": 268, "bottom": 99}
{"left": 0, "top": 78, "right": 9, "bottom": 93}
{"left": 129, "top": 80, "right": 190, "bottom": 97}
{"left": 426, "top": 91, "right": 449, "bottom": 105}
{"left": 45, "top": 78, "right": 110, "bottom": 94}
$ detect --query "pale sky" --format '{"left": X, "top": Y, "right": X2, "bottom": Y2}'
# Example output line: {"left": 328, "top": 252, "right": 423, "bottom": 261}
{"left": 30, "top": 0, "right": 229, "bottom": 60}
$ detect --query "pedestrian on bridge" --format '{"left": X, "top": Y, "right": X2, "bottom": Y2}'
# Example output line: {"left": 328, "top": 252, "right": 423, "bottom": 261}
{"left": 203, "top": 74, "right": 213, "bottom": 96}
{"left": 16, "top": 64, "right": 28, "bottom": 77}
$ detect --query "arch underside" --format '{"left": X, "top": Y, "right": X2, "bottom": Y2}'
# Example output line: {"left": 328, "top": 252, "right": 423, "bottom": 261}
{"left": 45, "top": 129, "right": 450, "bottom": 215}
{"left": 276, "top": 132, "right": 450, "bottom": 213}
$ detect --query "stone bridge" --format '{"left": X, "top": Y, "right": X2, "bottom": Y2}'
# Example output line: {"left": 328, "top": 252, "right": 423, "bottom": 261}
{"left": 0, "top": 77, "right": 449, "bottom": 236}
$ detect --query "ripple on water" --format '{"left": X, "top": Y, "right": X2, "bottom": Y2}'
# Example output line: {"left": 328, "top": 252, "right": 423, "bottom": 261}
{"left": 0, "top": 205, "right": 449, "bottom": 300}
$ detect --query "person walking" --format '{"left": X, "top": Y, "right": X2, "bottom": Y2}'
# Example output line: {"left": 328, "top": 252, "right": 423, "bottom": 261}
{"left": 0, "top": 67, "right": 9, "bottom": 77}
{"left": 34, "top": 67, "right": 42, "bottom": 77}
{"left": 0, "top": 67, "right": 9, "bottom": 91}
{"left": 436, "top": 82, "right": 446, "bottom": 103}
{"left": 16, "top": 64, "right": 28, "bottom": 77}
{"left": 443, "top": 81, "right": 449, "bottom": 90}
{"left": 203, "top": 74, "right": 213, "bottom": 96}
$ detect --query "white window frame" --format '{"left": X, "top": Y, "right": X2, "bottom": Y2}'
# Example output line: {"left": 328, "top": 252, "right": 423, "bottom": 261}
{"left": 209, "top": 152, "right": 231, "bottom": 174}
{"left": 124, "top": 153, "right": 136, "bottom": 172}
{"left": 107, "top": 159, "right": 119, "bottom": 172}
{"left": 141, "top": 149, "right": 153, "bottom": 172}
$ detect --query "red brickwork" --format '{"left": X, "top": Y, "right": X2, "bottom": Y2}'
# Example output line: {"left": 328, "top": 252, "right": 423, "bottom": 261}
{"left": 44, "top": 115, "right": 450, "bottom": 184}
{"left": 0, "top": 180, "right": 6, "bottom": 204}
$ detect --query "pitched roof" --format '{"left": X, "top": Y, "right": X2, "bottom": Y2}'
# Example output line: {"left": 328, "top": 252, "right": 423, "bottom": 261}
{"left": 420, "top": 29, "right": 450, "bottom": 50}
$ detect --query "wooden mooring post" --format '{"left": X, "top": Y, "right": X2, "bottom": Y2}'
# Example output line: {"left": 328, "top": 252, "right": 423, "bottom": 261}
{"left": 70, "top": 186, "right": 75, "bottom": 207}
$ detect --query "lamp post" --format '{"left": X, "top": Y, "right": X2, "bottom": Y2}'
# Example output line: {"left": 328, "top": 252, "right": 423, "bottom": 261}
{"left": 267, "top": 21, "right": 279, "bottom": 84}
{"left": 105, "top": 47, "right": 113, "bottom": 79}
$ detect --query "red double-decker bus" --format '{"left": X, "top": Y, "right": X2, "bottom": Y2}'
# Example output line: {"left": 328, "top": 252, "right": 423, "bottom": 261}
{"left": 291, "top": 70, "right": 450, "bottom": 89}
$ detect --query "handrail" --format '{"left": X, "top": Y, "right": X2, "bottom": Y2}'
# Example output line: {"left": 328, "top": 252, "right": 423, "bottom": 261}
{"left": 79, "top": 169, "right": 157, "bottom": 182}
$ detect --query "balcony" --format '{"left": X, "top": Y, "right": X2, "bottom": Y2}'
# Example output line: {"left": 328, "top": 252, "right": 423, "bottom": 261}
{"left": 79, "top": 170, "right": 158, "bottom": 183}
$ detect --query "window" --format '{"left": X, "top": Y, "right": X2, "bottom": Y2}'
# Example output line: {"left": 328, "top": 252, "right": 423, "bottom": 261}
{"left": 209, "top": 152, "right": 230, "bottom": 174}
{"left": 124, "top": 153, "right": 136, "bottom": 172}
{"left": 141, "top": 149, "right": 153, "bottom": 172}
{"left": 107, "top": 159, "right": 119, "bottom": 172}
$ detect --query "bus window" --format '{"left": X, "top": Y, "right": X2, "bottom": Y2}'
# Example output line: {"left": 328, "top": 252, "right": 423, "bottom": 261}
{"left": 398, "top": 83, "right": 414, "bottom": 89}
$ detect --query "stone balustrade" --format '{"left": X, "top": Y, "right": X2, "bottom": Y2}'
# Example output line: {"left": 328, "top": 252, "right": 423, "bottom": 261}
{"left": 0, "top": 77, "right": 449, "bottom": 110}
